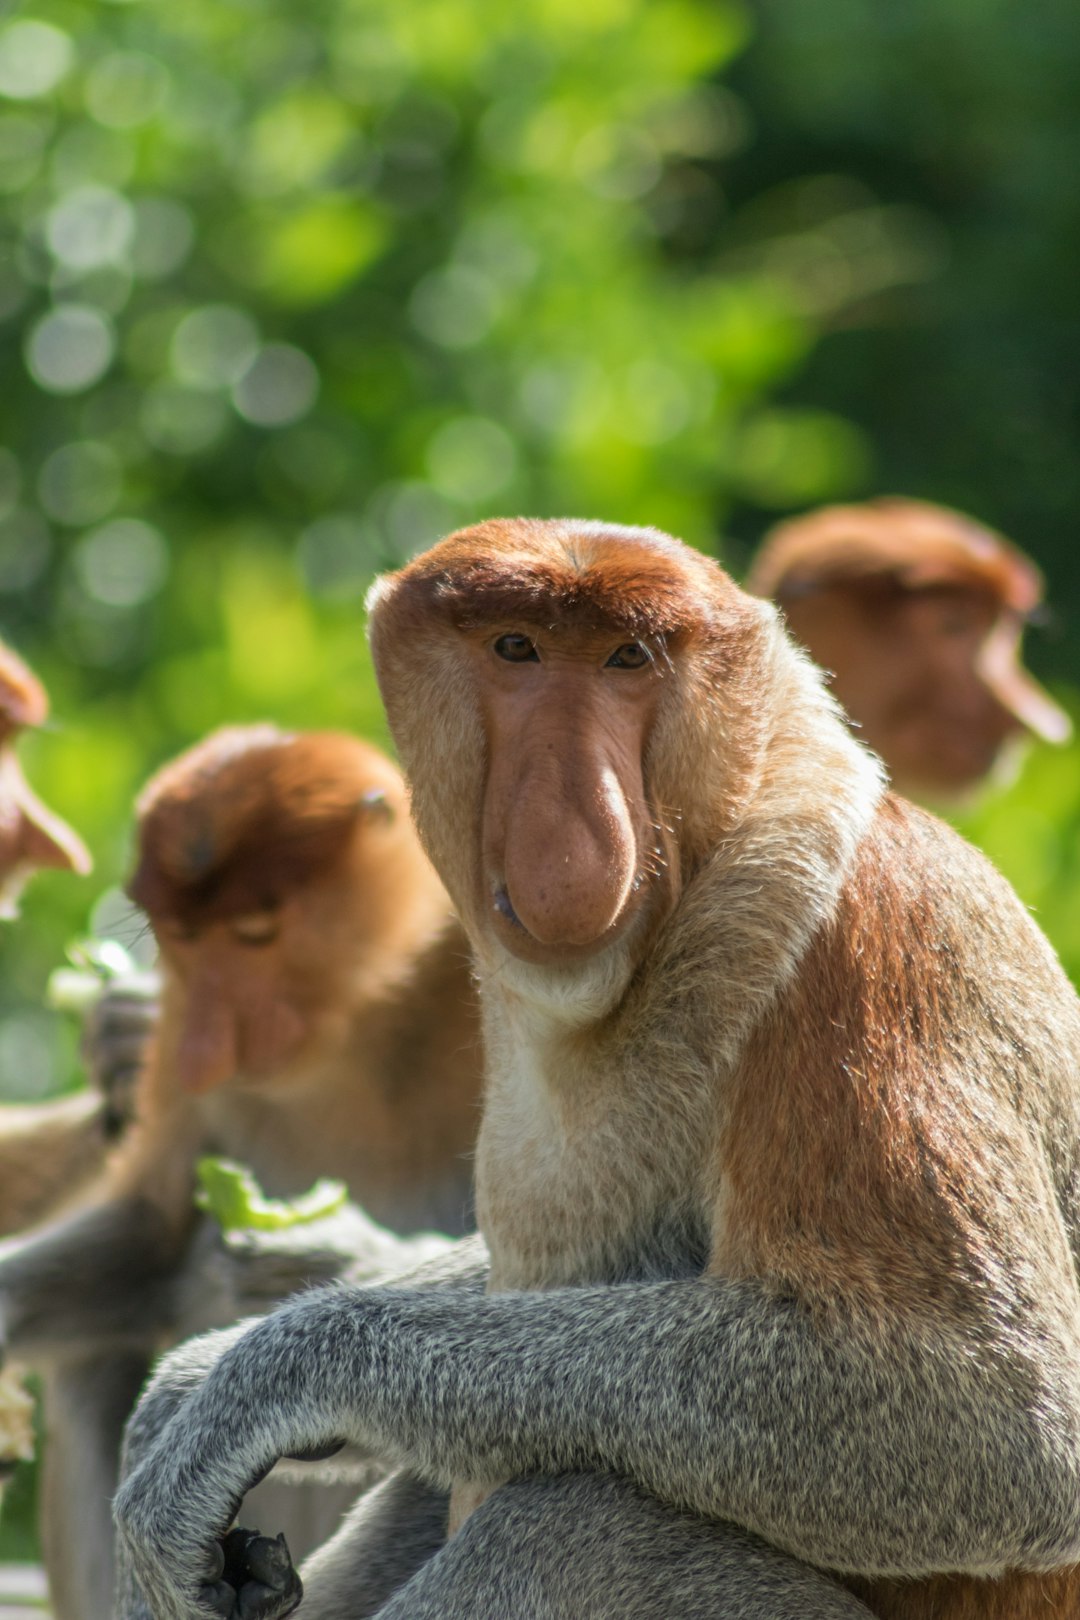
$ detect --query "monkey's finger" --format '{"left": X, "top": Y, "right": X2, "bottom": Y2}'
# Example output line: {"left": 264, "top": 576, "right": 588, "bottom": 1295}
{"left": 242, "top": 1532, "right": 296, "bottom": 1591}
{"left": 201, "top": 1542, "right": 226, "bottom": 1583}
{"left": 235, "top": 1577, "right": 302, "bottom": 1620}
{"left": 198, "top": 1579, "right": 237, "bottom": 1619}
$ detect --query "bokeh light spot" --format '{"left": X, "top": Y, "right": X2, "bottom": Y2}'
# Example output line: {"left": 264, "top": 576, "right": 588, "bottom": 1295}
{"left": 72, "top": 517, "right": 169, "bottom": 606}
{"left": 171, "top": 304, "right": 260, "bottom": 390}
{"left": 231, "top": 344, "right": 319, "bottom": 426}
{"left": 26, "top": 303, "right": 115, "bottom": 394}
{"left": 296, "top": 514, "right": 375, "bottom": 598}
{"left": 0, "top": 20, "right": 74, "bottom": 101}
{"left": 85, "top": 51, "right": 168, "bottom": 130}
{"left": 38, "top": 440, "right": 122, "bottom": 526}
{"left": 409, "top": 264, "right": 499, "bottom": 349}
{"left": 46, "top": 184, "right": 134, "bottom": 271}
{"left": 140, "top": 383, "right": 230, "bottom": 456}
{"left": 425, "top": 416, "right": 518, "bottom": 502}
{"left": 366, "top": 481, "right": 458, "bottom": 560}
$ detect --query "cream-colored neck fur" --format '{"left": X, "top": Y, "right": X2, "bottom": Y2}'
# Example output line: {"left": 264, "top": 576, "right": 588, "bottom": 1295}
{"left": 474, "top": 622, "right": 885, "bottom": 1289}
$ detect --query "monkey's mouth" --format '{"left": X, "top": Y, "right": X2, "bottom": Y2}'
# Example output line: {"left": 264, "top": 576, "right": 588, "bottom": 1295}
{"left": 493, "top": 887, "right": 526, "bottom": 931}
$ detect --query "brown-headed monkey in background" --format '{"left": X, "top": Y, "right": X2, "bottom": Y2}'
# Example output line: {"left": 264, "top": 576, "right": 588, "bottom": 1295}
{"left": 747, "top": 496, "right": 1070, "bottom": 803}
{"left": 0, "top": 637, "right": 101, "bottom": 1235}
{"left": 0, "top": 725, "right": 482, "bottom": 1620}
{"left": 114, "top": 518, "right": 1080, "bottom": 1620}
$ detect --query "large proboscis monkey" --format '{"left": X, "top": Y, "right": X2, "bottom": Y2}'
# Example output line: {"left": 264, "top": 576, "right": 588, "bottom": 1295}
{"left": 746, "top": 496, "right": 1071, "bottom": 803}
{"left": 113, "top": 519, "right": 1080, "bottom": 1620}
{"left": 0, "top": 638, "right": 102, "bottom": 1235}
{"left": 0, "top": 725, "right": 482, "bottom": 1620}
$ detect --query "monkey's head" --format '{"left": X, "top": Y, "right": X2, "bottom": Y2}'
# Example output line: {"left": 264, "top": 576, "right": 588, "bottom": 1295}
{"left": 368, "top": 519, "right": 788, "bottom": 974}
{"left": 129, "top": 725, "right": 446, "bottom": 1094}
{"left": 748, "top": 498, "right": 1070, "bottom": 803}
{"left": 0, "top": 640, "right": 90, "bottom": 914}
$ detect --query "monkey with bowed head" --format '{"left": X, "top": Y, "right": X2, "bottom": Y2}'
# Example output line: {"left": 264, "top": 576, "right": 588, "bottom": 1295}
{"left": 0, "top": 725, "right": 481, "bottom": 1619}
{"left": 747, "top": 497, "right": 1070, "bottom": 804}
{"left": 114, "top": 518, "right": 1080, "bottom": 1620}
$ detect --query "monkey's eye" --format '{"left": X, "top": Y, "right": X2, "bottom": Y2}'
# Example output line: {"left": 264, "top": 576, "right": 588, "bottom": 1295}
{"left": 158, "top": 917, "right": 197, "bottom": 944}
{"left": 493, "top": 633, "right": 539, "bottom": 663}
{"left": 606, "top": 642, "right": 651, "bottom": 669}
{"left": 232, "top": 910, "right": 279, "bottom": 946}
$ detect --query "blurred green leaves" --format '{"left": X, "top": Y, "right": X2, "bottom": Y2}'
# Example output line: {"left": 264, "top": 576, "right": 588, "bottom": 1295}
{"left": 0, "top": 0, "right": 1078, "bottom": 1113}
{"left": 0, "top": 0, "right": 828, "bottom": 1102}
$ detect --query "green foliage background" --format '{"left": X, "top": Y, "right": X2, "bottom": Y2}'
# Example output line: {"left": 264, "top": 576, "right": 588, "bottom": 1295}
{"left": 0, "top": 0, "right": 1073, "bottom": 1069}
{"left": 1, "top": 0, "right": 1080, "bottom": 1570}
{"left": 0, "top": 0, "right": 1078, "bottom": 1102}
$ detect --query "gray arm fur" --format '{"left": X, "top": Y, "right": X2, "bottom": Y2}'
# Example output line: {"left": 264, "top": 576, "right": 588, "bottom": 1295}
{"left": 114, "top": 1238, "right": 488, "bottom": 1620}
{"left": 114, "top": 1266, "right": 1080, "bottom": 1620}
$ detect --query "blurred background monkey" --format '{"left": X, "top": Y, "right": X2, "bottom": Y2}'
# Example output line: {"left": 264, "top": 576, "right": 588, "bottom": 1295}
{"left": 113, "top": 518, "right": 1080, "bottom": 1620}
{"left": 0, "top": 639, "right": 102, "bottom": 1236}
{"left": 747, "top": 497, "right": 1070, "bottom": 803}
{"left": 0, "top": 724, "right": 483, "bottom": 1619}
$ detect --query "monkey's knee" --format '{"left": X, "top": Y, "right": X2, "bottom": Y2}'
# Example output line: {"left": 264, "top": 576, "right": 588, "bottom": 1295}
{"left": 374, "top": 1474, "right": 875, "bottom": 1620}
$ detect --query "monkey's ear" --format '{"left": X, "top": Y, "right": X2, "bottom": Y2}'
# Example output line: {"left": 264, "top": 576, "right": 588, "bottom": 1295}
{"left": 0, "top": 645, "right": 48, "bottom": 742}
{"left": 3, "top": 755, "right": 91, "bottom": 875}
{"left": 358, "top": 789, "right": 395, "bottom": 822}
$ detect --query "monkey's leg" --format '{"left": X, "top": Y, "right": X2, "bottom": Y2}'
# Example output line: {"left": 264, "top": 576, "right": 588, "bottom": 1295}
{"left": 298, "top": 1471, "right": 450, "bottom": 1619}
{"left": 370, "top": 1473, "right": 875, "bottom": 1620}
{"left": 39, "top": 1352, "right": 150, "bottom": 1620}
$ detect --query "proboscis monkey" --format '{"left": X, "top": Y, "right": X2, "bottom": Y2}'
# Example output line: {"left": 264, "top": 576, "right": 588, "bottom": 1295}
{"left": 113, "top": 519, "right": 1080, "bottom": 1620}
{"left": 0, "top": 638, "right": 100, "bottom": 1235}
{"left": 0, "top": 725, "right": 482, "bottom": 1620}
{"left": 746, "top": 497, "right": 1071, "bottom": 802}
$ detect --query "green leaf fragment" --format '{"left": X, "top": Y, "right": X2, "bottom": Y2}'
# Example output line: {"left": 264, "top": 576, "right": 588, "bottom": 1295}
{"left": 195, "top": 1156, "right": 348, "bottom": 1232}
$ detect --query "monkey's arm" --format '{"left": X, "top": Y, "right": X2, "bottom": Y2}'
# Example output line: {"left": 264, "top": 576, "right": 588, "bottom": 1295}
{"left": 0, "top": 1092, "right": 113, "bottom": 1233}
{"left": 0, "top": 1195, "right": 186, "bottom": 1360}
{"left": 119, "top": 1233, "right": 486, "bottom": 1484}
{"left": 115, "top": 1273, "right": 1080, "bottom": 1620}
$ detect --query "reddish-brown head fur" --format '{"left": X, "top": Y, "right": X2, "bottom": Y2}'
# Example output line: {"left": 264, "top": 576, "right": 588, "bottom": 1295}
{"left": 748, "top": 498, "right": 1070, "bottom": 801}
{"left": 130, "top": 726, "right": 447, "bottom": 1093}
{"left": 369, "top": 519, "right": 767, "bottom": 966}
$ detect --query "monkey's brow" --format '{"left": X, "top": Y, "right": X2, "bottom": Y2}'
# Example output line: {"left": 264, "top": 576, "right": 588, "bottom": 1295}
{"left": 438, "top": 584, "right": 700, "bottom": 640}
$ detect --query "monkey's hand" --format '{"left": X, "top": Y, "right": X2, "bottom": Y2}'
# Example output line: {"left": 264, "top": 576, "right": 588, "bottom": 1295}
{"left": 79, "top": 969, "right": 160, "bottom": 1140}
{"left": 195, "top": 1528, "right": 302, "bottom": 1620}
{"left": 114, "top": 1314, "right": 347, "bottom": 1620}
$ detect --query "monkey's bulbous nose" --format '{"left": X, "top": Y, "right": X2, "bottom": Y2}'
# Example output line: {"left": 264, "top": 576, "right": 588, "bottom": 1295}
{"left": 502, "top": 769, "right": 637, "bottom": 948}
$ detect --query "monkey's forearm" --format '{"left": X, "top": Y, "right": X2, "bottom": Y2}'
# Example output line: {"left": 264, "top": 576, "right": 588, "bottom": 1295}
{"left": 118, "top": 1275, "right": 1080, "bottom": 1602}
{"left": 114, "top": 1237, "right": 489, "bottom": 1620}
{"left": 0, "top": 1197, "right": 183, "bottom": 1359}
{"left": 0, "top": 1092, "right": 111, "bottom": 1233}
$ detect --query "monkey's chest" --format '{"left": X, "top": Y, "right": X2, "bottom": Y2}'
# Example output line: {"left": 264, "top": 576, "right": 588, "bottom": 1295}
{"left": 476, "top": 1057, "right": 712, "bottom": 1290}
